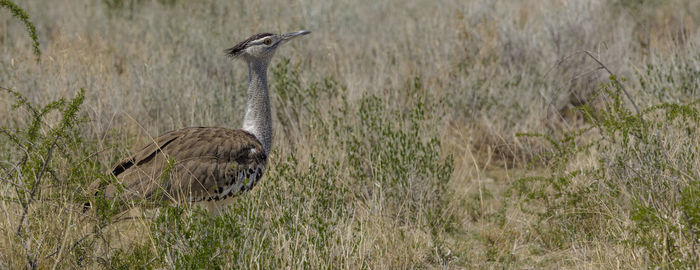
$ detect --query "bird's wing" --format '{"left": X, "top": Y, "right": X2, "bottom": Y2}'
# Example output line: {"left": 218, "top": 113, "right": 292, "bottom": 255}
{"left": 101, "top": 127, "right": 267, "bottom": 203}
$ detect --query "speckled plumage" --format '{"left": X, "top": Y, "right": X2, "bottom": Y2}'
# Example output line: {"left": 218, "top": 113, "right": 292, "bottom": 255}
{"left": 103, "top": 127, "right": 267, "bottom": 203}
{"left": 89, "top": 31, "right": 310, "bottom": 210}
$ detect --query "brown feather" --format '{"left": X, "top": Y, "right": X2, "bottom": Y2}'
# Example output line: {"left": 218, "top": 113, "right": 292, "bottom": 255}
{"left": 99, "top": 127, "right": 267, "bottom": 204}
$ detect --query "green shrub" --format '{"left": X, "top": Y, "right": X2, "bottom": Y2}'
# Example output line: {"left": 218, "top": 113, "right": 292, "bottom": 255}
{"left": 0, "top": 87, "right": 113, "bottom": 268}
{"left": 513, "top": 71, "right": 699, "bottom": 267}
{"left": 0, "top": 0, "right": 40, "bottom": 61}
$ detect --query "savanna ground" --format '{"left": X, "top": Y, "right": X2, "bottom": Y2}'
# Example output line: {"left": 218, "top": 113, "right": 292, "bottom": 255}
{"left": 1, "top": 0, "right": 699, "bottom": 268}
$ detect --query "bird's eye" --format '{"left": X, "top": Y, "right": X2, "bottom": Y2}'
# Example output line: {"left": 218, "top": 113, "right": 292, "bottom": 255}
{"left": 263, "top": 38, "right": 272, "bottom": 45}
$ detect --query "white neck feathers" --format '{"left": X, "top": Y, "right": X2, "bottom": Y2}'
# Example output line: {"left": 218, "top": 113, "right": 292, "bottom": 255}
{"left": 242, "top": 58, "right": 272, "bottom": 155}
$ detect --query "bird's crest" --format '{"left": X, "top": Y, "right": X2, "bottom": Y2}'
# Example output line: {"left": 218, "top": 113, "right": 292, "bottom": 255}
{"left": 225, "top": 32, "right": 275, "bottom": 58}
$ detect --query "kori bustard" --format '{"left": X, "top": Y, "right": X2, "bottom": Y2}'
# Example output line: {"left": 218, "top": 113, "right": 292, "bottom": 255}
{"left": 89, "top": 30, "right": 310, "bottom": 211}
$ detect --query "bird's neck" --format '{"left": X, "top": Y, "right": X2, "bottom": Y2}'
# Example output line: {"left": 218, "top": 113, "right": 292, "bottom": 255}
{"left": 242, "top": 58, "right": 272, "bottom": 155}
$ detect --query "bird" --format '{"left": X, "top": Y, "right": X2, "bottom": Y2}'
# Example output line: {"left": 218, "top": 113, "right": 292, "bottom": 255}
{"left": 88, "top": 30, "right": 311, "bottom": 212}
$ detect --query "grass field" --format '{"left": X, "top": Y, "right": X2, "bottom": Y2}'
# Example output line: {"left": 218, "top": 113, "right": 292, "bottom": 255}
{"left": 1, "top": 0, "right": 699, "bottom": 268}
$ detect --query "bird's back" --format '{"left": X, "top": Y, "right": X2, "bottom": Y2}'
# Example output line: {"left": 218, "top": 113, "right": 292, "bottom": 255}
{"left": 96, "top": 127, "right": 268, "bottom": 206}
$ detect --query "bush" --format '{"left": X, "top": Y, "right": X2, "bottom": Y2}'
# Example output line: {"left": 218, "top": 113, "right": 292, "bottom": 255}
{"left": 0, "top": 87, "right": 112, "bottom": 268}
{"left": 513, "top": 70, "right": 700, "bottom": 267}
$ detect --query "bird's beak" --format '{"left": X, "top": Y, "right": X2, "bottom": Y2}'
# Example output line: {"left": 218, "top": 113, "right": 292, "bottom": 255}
{"left": 281, "top": 30, "right": 311, "bottom": 40}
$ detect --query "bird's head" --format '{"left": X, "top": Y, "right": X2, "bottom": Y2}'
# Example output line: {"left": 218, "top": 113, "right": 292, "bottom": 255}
{"left": 225, "top": 30, "right": 310, "bottom": 62}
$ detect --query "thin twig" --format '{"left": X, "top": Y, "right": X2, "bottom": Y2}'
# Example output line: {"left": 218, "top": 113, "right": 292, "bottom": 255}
{"left": 0, "top": 0, "right": 41, "bottom": 61}
{"left": 49, "top": 201, "right": 71, "bottom": 269}
{"left": 16, "top": 142, "right": 56, "bottom": 235}
{"left": 29, "top": 226, "right": 49, "bottom": 269}
{"left": 43, "top": 231, "right": 92, "bottom": 261}
{"left": 583, "top": 50, "right": 645, "bottom": 126}
{"left": 544, "top": 51, "right": 583, "bottom": 77}
{"left": 0, "top": 169, "right": 26, "bottom": 191}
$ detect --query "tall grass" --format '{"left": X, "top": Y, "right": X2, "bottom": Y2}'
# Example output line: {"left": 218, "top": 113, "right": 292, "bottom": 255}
{"left": 1, "top": 0, "right": 699, "bottom": 268}
{"left": 513, "top": 74, "right": 699, "bottom": 267}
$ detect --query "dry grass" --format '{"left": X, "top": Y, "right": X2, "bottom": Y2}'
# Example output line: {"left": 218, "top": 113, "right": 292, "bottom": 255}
{"left": 1, "top": 0, "right": 699, "bottom": 268}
